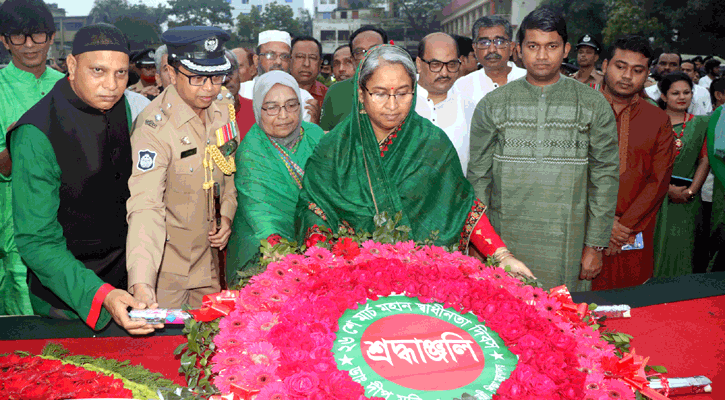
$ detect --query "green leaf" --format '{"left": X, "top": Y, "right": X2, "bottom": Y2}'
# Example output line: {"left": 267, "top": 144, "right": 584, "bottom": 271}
{"left": 650, "top": 365, "right": 668, "bottom": 373}
{"left": 173, "top": 342, "right": 188, "bottom": 355}
{"left": 180, "top": 352, "right": 196, "bottom": 369}
{"left": 588, "top": 303, "right": 598, "bottom": 310}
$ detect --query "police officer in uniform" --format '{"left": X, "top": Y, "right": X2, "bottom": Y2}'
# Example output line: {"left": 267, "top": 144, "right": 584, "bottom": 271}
{"left": 128, "top": 48, "right": 161, "bottom": 99}
{"left": 127, "top": 26, "right": 239, "bottom": 308}
{"left": 573, "top": 34, "right": 604, "bottom": 86}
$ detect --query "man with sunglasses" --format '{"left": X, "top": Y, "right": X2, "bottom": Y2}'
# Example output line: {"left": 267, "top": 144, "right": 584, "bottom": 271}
{"left": 453, "top": 15, "right": 526, "bottom": 106}
{"left": 0, "top": 0, "right": 65, "bottom": 316}
{"left": 126, "top": 26, "right": 238, "bottom": 308}
{"left": 238, "top": 30, "right": 318, "bottom": 124}
{"left": 415, "top": 32, "right": 475, "bottom": 175}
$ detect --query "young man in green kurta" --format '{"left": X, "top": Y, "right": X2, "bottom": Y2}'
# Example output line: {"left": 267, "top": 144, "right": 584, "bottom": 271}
{"left": 0, "top": 0, "right": 64, "bottom": 315}
{"left": 8, "top": 24, "right": 161, "bottom": 335}
{"left": 319, "top": 26, "right": 386, "bottom": 131}
{"left": 468, "top": 7, "right": 619, "bottom": 291}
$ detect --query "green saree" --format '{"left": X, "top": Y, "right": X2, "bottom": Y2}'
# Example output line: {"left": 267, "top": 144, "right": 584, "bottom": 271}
{"left": 653, "top": 114, "right": 709, "bottom": 277}
{"left": 294, "top": 47, "right": 481, "bottom": 249}
{"left": 227, "top": 121, "right": 325, "bottom": 280}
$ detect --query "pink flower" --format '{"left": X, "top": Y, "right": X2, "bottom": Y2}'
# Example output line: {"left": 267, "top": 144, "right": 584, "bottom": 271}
{"left": 602, "top": 379, "right": 636, "bottom": 400}
{"left": 304, "top": 246, "right": 334, "bottom": 264}
{"left": 256, "top": 381, "right": 288, "bottom": 400}
{"left": 247, "top": 341, "right": 281, "bottom": 367}
{"left": 241, "top": 364, "right": 279, "bottom": 390}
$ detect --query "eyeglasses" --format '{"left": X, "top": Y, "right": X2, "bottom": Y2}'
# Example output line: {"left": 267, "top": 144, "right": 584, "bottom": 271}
{"left": 173, "top": 67, "right": 226, "bottom": 86}
{"left": 259, "top": 52, "right": 292, "bottom": 61}
{"left": 262, "top": 100, "right": 300, "bottom": 116}
{"left": 473, "top": 38, "right": 510, "bottom": 49}
{"left": 364, "top": 86, "right": 414, "bottom": 104}
{"left": 419, "top": 57, "right": 461, "bottom": 73}
{"left": 352, "top": 48, "right": 369, "bottom": 60}
{"left": 4, "top": 32, "right": 51, "bottom": 46}
{"left": 293, "top": 53, "right": 320, "bottom": 63}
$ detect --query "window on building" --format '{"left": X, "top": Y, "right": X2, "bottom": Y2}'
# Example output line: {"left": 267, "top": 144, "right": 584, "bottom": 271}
{"left": 352, "top": 11, "right": 358, "bottom": 19}
{"left": 241, "top": 0, "right": 248, "bottom": 3}
{"left": 340, "top": 11, "right": 347, "bottom": 19}
{"left": 321, "top": 30, "right": 335, "bottom": 41}
{"left": 64, "top": 21, "right": 82, "bottom": 31}
{"left": 322, "top": 12, "right": 332, "bottom": 19}
{"left": 337, "top": 30, "right": 349, "bottom": 41}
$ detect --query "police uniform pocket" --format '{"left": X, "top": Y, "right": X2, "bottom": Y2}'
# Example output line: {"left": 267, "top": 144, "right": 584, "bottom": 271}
{"left": 162, "top": 225, "right": 193, "bottom": 276}
{"left": 171, "top": 155, "right": 202, "bottom": 194}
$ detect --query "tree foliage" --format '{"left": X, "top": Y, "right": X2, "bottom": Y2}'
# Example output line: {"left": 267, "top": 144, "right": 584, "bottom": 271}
{"left": 87, "top": 0, "right": 169, "bottom": 49}
{"left": 602, "top": 0, "right": 665, "bottom": 47}
{"left": 541, "top": 0, "right": 608, "bottom": 52}
{"left": 166, "top": 0, "right": 233, "bottom": 28}
{"left": 236, "top": 3, "right": 309, "bottom": 47}
{"left": 375, "top": 0, "right": 449, "bottom": 40}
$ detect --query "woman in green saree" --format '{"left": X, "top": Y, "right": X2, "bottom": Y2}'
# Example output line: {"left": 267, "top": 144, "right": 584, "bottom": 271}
{"left": 653, "top": 72, "right": 710, "bottom": 277}
{"left": 226, "top": 71, "right": 325, "bottom": 283}
{"left": 294, "top": 45, "right": 532, "bottom": 277}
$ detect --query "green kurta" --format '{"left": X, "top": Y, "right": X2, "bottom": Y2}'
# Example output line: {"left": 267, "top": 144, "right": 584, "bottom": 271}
{"left": 319, "top": 78, "right": 353, "bottom": 131}
{"left": 468, "top": 76, "right": 619, "bottom": 291}
{"left": 0, "top": 62, "right": 63, "bottom": 315}
{"left": 10, "top": 127, "right": 112, "bottom": 328}
{"left": 227, "top": 121, "right": 324, "bottom": 281}
{"left": 708, "top": 106, "right": 725, "bottom": 269}
{"left": 653, "top": 115, "right": 709, "bottom": 277}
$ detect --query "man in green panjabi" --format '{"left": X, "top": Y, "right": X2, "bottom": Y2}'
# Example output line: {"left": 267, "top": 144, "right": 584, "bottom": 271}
{"left": 0, "top": 0, "right": 64, "bottom": 315}
{"left": 7, "top": 23, "right": 161, "bottom": 335}
{"left": 319, "top": 26, "right": 387, "bottom": 131}
{"left": 468, "top": 7, "right": 619, "bottom": 291}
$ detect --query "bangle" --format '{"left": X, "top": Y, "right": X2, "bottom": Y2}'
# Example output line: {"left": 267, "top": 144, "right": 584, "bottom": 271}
{"left": 492, "top": 247, "right": 513, "bottom": 263}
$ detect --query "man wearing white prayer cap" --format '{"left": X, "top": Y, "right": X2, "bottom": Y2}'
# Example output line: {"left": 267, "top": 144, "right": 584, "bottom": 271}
{"left": 239, "top": 30, "right": 320, "bottom": 123}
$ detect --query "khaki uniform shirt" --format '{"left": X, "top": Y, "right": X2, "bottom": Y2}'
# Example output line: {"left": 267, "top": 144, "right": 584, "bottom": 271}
{"left": 126, "top": 85, "right": 237, "bottom": 290}
{"left": 574, "top": 69, "right": 603, "bottom": 86}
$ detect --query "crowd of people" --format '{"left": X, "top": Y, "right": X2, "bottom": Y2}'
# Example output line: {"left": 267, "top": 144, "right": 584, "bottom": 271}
{"left": 0, "top": 0, "right": 724, "bottom": 336}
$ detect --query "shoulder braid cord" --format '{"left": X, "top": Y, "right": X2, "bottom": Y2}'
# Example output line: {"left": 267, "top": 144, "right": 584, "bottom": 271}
{"left": 203, "top": 103, "right": 238, "bottom": 191}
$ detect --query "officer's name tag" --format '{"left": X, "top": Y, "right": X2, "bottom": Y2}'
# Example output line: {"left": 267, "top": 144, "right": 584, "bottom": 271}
{"left": 181, "top": 148, "right": 197, "bottom": 159}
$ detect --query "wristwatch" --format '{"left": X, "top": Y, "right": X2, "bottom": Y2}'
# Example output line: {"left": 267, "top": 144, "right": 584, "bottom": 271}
{"left": 588, "top": 246, "right": 606, "bottom": 252}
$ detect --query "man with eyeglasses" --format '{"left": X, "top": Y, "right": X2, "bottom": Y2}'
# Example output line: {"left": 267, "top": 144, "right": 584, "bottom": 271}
{"left": 415, "top": 32, "right": 475, "bottom": 175}
{"left": 320, "top": 25, "right": 387, "bottom": 131}
{"left": 453, "top": 15, "right": 526, "bottom": 106}
{"left": 126, "top": 26, "right": 239, "bottom": 308}
{"left": 0, "top": 0, "right": 65, "bottom": 316}
{"left": 238, "top": 30, "right": 318, "bottom": 124}
{"left": 290, "top": 36, "right": 327, "bottom": 105}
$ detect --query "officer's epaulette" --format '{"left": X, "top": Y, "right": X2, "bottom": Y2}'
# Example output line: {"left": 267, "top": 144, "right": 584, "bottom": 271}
{"left": 216, "top": 86, "right": 236, "bottom": 105}
{"left": 140, "top": 102, "right": 173, "bottom": 131}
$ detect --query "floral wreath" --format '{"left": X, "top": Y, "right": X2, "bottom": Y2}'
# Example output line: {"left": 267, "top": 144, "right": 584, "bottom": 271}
{"left": 201, "top": 240, "right": 668, "bottom": 400}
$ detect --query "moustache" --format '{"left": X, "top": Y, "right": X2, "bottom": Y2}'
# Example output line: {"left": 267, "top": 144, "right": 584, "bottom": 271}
{"left": 485, "top": 53, "right": 503, "bottom": 60}
{"left": 435, "top": 76, "right": 451, "bottom": 82}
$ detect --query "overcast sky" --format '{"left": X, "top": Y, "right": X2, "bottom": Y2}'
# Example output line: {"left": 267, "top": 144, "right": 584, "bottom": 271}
{"left": 52, "top": 0, "right": 314, "bottom": 18}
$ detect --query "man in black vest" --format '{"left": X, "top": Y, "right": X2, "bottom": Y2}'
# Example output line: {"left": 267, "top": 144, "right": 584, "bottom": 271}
{"left": 7, "top": 23, "right": 161, "bottom": 334}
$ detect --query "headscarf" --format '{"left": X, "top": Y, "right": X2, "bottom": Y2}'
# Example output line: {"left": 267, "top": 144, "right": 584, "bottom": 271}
{"left": 294, "top": 44, "right": 477, "bottom": 248}
{"left": 252, "top": 70, "right": 302, "bottom": 149}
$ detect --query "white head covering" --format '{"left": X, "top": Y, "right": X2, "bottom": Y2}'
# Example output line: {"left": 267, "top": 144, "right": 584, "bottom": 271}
{"left": 258, "top": 30, "right": 291, "bottom": 48}
{"left": 252, "top": 70, "right": 302, "bottom": 148}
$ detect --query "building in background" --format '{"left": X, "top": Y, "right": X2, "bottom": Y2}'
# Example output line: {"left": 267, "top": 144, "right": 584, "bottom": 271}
{"left": 232, "top": 0, "right": 307, "bottom": 20}
{"left": 47, "top": 3, "right": 87, "bottom": 60}
{"left": 441, "top": 0, "right": 542, "bottom": 38}
{"left": 313, "top": 6, "right": 384, "bottom": 54}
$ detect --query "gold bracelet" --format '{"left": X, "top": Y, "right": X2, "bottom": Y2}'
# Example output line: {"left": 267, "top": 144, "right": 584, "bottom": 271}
{"left": 492, "top": 248, "right": 513, "bottom": 264}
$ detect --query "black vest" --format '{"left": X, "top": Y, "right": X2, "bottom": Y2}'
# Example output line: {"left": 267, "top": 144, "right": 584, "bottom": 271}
{"left": 10, "top": 79, "right": 132, "bottom": 312}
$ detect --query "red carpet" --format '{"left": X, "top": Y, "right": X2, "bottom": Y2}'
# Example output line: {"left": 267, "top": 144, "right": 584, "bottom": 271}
{"left": 1, "top": 296, "right": 722, "bottom": 397}
{"left": 604, "top": 295, "right": 724, "bottom": 400}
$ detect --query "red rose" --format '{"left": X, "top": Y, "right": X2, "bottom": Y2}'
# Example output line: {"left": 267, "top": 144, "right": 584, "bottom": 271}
{"left": 267, "top": 234, "right": 282, "bottom": 246}
{"left": 331, "top": 238, "right": 361, "bottom": 260}
{"left": 284, "top": 371, "right": 320, "bottom": 396}
{"left": 305, "top": 233, "right": 327, "bottom": 248}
